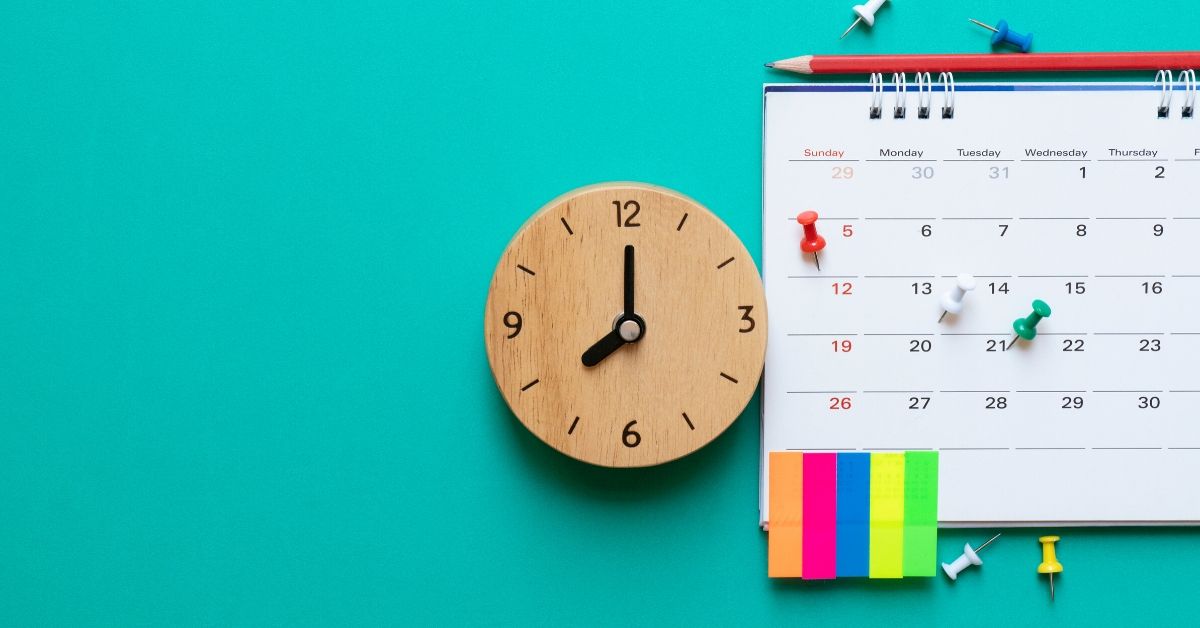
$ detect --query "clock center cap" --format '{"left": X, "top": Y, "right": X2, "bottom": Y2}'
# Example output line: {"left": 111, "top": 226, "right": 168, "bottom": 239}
{"left": 618, "top": 319, "right": 643, "bottom": 342}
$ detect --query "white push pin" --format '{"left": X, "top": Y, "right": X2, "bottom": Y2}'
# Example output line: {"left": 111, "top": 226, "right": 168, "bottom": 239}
{"left": 941, "top": 533, "right": 1001, "bottom": 581}
{"left": 938, "top": 274, "right": 976, "bottom": 323}
{"left": 840, "top": 0, "right": 890, "bottom": 39}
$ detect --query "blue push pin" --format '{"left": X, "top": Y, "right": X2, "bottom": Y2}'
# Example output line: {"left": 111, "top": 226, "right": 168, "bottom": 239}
{"left": 970, "top": 18, "right": 1033, "bottom": 52}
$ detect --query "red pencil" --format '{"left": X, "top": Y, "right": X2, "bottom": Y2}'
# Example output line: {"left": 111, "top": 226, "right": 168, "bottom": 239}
{"left": 766, "top": 51, "right": 1200, "bottom": 75}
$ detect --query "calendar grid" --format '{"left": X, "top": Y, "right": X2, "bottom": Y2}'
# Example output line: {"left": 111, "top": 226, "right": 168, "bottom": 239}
{"left": 762, "top": 82, "right": 1200, "bottom": 525}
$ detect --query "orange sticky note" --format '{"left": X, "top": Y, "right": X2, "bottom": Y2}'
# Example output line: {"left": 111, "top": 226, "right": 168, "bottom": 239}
{"left": 768, "top": 451, "right": 804, "bottom": 577}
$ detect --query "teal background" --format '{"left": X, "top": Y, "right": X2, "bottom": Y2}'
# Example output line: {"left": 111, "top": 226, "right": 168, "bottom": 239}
{"left": 2, "top": 1, "right": 1196, "bottom": 625}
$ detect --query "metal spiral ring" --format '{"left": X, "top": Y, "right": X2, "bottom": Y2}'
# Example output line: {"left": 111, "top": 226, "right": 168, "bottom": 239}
{"left": 938, "top": 72, "right": 956, "bottom": 119}
{"left": 915, "top": 72, "right": 933, "bottom": 119}
{"left": 892, "top": 72, "right": 908, "bottom": 119}
{"left": 869, "top": 72, "right": 884, "bottom": 119}
{"left": 1155, "top": 69, "right": 1174, "bottom": 118}
{"left": 1179, "top": 69, "right": 1196, "bottom": 118}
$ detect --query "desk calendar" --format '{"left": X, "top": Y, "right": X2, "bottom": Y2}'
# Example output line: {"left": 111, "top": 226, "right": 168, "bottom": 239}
{"left": 761, "top": 80, "right": 1200, "bottom": 526}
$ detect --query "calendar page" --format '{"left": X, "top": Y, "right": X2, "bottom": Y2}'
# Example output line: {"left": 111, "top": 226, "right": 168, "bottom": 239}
{"left": 761, "top": 82, "right": 1200, "bottom": 526}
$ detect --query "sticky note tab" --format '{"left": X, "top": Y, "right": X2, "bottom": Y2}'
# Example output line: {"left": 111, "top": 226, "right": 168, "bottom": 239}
{"left": 903, "top": 451, "right": 939, "bottom": 576}
{"left": 768, "top": 452, "right": 804, "bottom": 578}
{"left": 835, "top": 452, "right": 870, "bottom": 577}
{"left": 869, "top": 453, "right": 905, "bottom": 578}
{"left": 801, "top": 453, "right": 837, "bottom": 579}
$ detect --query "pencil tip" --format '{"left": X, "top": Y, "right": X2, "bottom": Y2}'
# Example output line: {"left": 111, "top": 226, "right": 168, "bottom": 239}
{"left": 764, "top": 62, "right": 775, "bottom": 69}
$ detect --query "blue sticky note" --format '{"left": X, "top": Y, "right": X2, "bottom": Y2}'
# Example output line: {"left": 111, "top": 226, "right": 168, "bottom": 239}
{"left": 836, "top": 452, "right": 870, "bottom": 577}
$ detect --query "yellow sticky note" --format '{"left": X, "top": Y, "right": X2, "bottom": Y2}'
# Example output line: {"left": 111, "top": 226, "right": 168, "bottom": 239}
{"left": 768, "top": 452, "right": 804, "bottom": 578}
{"left": 869, "top": 453, "right": 905, "bottom": 578}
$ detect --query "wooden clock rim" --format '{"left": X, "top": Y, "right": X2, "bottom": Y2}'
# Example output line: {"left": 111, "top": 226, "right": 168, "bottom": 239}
{"left": 484, "top": 181, "right": 767, "bottom": 467}
{"left": 500, "top": 181, "right": 690, "bottom": 235}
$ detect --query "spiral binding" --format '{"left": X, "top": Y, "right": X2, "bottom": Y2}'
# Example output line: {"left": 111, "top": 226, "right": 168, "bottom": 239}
{"left": 867, "top": 70, "right": 1200, "bottom": 119}
{"left": 1153, "top": 69, "right": 1197, "bottom": 118}
{"left": 867, "top": 72, "right": 954, "bottom": 119}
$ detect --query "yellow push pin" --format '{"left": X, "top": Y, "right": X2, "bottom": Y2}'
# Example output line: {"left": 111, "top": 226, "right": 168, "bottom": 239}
{"left": 1037, "top": 535, "right": 1063, "bottom": 601}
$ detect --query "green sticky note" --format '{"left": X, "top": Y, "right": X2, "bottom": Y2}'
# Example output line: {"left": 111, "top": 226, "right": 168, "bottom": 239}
{"left": 903, "top": 451, "right": 939, "bottom": 576}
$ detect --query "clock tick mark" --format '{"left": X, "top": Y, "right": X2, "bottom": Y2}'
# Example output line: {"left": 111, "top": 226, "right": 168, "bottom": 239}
{"left": 521, "top": 379, "right": 540, "bottom": 391}
{"left": 717, "top": 257, "right": 735, "bottom": 269}
{"left": 568, "top": 416, "right": 580, "bottom": 434}
{"left": 682, "top": 412, "right": 695, "bottom": 430}
{"left": 560, "top": 217, "right": 574, "bottom": 235}
{"left": 676, "top": 213, "right": 689, "bottom": 231}
{"left": 517, "top": 264, "right": 536, "bottom": 276}
{"left": 720, "top": 372, "right": 739, "bottom": 383}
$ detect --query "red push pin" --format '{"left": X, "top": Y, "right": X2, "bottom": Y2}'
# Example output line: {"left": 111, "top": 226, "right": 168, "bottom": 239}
{"left": 796, "top": 210, "right": 827, "bottom": 270}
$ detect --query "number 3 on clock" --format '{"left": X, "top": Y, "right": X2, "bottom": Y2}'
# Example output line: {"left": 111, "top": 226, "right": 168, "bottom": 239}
{"left": 737, "top": 306, "right": 756, "bottom": 333}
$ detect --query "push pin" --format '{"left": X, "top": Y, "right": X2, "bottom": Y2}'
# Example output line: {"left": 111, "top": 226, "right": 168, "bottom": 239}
{"left": 941, "top": 532, "right": 1001, "bottom": 581}
{"left": 938, "top": 274, "right": 976, "bottom": 323}
{"left": 1011, "top": 299, "right": 1051, "bottom": 345}
{"left": 840, "top": 0, "right": 890, "bottom": 39}
{"left": 796, "top": 211, "right": 827, "bottom": 270}
{"left": 1037, "top": 535, "right": 1063, "bottom": 601}
{"left": 969, "top": 18, "right": 1034, "bottom": 52}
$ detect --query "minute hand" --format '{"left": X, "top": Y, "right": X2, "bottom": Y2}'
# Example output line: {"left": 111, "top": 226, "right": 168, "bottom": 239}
{"left": 623, "top": 244, "right": 634, "bottom": 316}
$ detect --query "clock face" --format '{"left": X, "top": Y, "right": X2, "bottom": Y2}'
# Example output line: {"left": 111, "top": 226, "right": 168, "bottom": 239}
{"left": 484, "top": 183, "right": 767, "bottom": 467}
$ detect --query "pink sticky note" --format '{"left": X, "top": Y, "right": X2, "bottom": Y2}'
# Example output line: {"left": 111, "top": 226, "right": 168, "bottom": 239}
{"left": 802, "top": 453, "right": 837, "bottom": 579}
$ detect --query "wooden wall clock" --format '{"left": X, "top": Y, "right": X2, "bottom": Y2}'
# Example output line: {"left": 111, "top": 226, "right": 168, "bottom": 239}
{"left": 484, "top": 183, "right": 767, "bottom": 467}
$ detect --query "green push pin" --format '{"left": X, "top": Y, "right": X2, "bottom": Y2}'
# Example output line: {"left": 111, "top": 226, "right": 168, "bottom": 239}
{"left": 1012, "top": 299, "right": 1052, "bottom": 343}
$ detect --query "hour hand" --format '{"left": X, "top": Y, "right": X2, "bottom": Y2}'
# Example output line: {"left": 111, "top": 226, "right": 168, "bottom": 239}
{"left": 581, "top": 328, "right": 626, "bottom": 367}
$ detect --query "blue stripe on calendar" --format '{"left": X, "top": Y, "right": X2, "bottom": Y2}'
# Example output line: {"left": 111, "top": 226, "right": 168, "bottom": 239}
{"left": 835, "top": 452, "right": 870, "bottom": 577}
